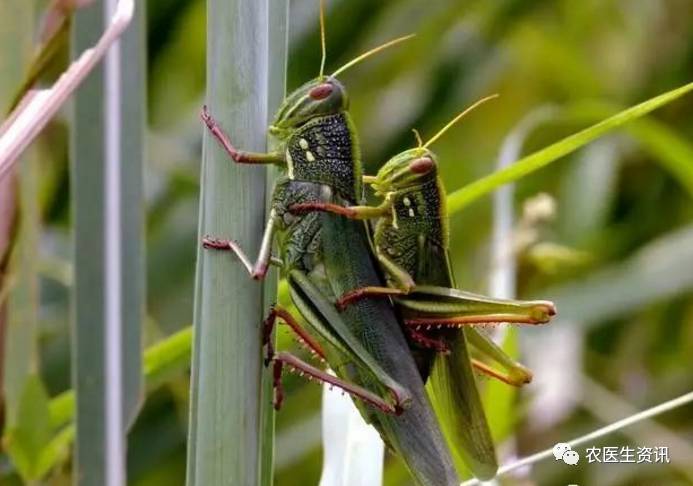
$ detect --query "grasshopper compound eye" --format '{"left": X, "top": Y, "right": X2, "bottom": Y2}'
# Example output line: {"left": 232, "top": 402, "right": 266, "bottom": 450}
{"left": 309, "top": 83, "right": 334, "bottom": 100}
{"left": 409, "top": 157, "right": 434, "bottom": 174}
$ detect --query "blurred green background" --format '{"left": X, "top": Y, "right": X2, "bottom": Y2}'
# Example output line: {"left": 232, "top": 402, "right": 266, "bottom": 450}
{"left": 1, "top": 0, "right": 693, "bottom": 485}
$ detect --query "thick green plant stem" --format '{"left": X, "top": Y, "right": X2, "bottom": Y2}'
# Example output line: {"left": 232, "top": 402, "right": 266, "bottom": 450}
{"left": 259, "top": 2, "right": 289, "bottom": 485}
{"left": 186, "top": 2, "right": 277, "bottom": 485}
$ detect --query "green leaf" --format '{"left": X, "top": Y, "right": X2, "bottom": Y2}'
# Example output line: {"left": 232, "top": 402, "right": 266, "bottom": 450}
{"left": 4, "top": 376, "right": 56, "bottom": 481}
{"left": 50, "top": 326, "right": 194, "bottom": 430}
{"left": 447, "top": 81, "right": 693, "bottom": 213}
{"left": 559, "top": 101, "right": 693, "bottom": 199}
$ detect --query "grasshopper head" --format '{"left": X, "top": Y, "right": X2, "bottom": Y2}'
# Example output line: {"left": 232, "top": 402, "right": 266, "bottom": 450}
{"left": 370, "top": 148, "right": 438, "bottom": 196}
{"left": 269, "top": 77, "right": 348, "bottom": 138}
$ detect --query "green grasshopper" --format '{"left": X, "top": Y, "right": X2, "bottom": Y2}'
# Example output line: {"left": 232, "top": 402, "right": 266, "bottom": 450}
{"left": 291, "top": 98, "right": 557, "bottom": 478}
{"left": 200, "top": 24, "right": 466, "bottom": 485}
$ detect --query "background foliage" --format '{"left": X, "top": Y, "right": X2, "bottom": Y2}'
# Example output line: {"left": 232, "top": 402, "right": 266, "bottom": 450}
{"left": 1, "top": 0, "right": 692, "bottom": 485}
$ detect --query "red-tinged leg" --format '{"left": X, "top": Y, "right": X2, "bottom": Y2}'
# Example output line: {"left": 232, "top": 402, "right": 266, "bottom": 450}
{"left": 201, "top": 106, "right": 284, "bottom": 165}
{"left": 406, "top": 313, "right": 551, "bottom": 330}
{"left": 335, "top": 286, "right": 407, "bottom": 310}
{"left": 272, "top": 351, "right": 401, "bottom": 415}
{"left": 407, "top": 328, "right": 450, "bottom": 354}
{"left": 272, "top": 360, "right": 285, "bottom": 410}
{"left": 262, "top": 305, "right": 326, "bottom": 365}
{"left": 202, "top": 212, "right": 280, "bottom": 280}
{"left": 471, "top": 358, "right": 533, "bottom": 387}
{"left": 289, "top": 201, "right": 389, "bottom": 220}
{"left": 290, "top": 202, "right": 360, "bottom": 218}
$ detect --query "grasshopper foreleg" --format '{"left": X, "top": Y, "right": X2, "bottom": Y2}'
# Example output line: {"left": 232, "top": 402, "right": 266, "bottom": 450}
{"left": 289, "top": 201, "right": 389, "bottom": 220}
{"left": 202, "top": 211, "right": 281, "bottom": 279}
{"left": 335, "top": 285, "right": 407, "bottom": 310}
{"left": 201, "top": 105, "right": 284, "bottom": 165}
{"left": 336, "top": 252, "right": 416, "bottom": 309}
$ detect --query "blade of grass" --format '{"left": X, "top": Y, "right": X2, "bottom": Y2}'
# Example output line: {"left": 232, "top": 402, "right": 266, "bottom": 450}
{"left": 71, "top": 0, "right": 143, "bottom": 482}
{"left": 0, "top": 0, "right": 36, "bottom": 430}
{"left": 186, "top": 1, "right": 272, "bottom": 485}
{"left": 556, "top": 101, "right": 693, "bottom": 199}
{"left": 460, "top": 390, "right": 693, "bottom": 486}
{"left": 0, "top": 0, "right": 134, "bottom": 179}
{"left": 447, "top": 81, "right": 693, "bottom": 213}
{"left": 117, "top": 0, "right": 145, "bottom": 431}
{"left": 71, "top": 1, "right": 109, "bottom": 482}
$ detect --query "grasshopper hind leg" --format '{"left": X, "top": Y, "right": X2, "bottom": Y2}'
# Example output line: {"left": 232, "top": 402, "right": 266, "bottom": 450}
{"left": 262, "top": 305, "right": 403, "bottom": 415}
{"left": 270, "top": 352, "right": 402, "bottom": 414}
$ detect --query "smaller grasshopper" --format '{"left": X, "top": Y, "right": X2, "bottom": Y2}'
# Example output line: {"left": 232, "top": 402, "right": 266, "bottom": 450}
{"left": 291, "top": 96, "right": 556, "bottom": 478}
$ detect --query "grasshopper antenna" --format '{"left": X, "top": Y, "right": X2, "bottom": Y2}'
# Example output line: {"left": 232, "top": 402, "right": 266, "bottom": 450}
{"left": 331, "top": 34, "right": 415, "bottom": 78}
{"left": 423, "top": 94, "right": 499, "bottom": 149}
{"left": 319, "top": 0, "right": 327, "bottom": 79}
{"left": 412, "top": 128, "right": 424, "bottom": 153}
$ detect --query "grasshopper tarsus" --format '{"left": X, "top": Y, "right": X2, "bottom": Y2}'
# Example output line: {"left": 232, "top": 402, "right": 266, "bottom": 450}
{"left": 201, "top": 235, "right": 232, "bottom": 250}
{"left": 200, "top": 105, "right": 243, "bottom": 162}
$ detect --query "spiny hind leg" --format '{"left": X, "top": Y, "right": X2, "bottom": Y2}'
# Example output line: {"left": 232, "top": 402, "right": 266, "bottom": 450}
{"left": 262, "top": 305, "right": 403, "bottom": 415}
{"left": 405, "top": 311, "right": 552, "bottom": 330}
{"left": 262, "top": 305, "right": 326, "bottom": 365}
{"left": 270, "top": 352, "right": 401, "bottom": 414}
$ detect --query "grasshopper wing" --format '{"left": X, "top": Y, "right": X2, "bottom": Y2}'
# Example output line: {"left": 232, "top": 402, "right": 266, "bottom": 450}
{"left": 428, "top": 331, "right": 498, "bottom": 480}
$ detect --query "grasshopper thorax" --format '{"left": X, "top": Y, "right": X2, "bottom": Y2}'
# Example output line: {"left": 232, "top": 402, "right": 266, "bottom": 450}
{"left": 269, "top": 76, "right": 348, "bottom": 139}
{"left": 372, "top": 147, "right": 448, "bottom": 249}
